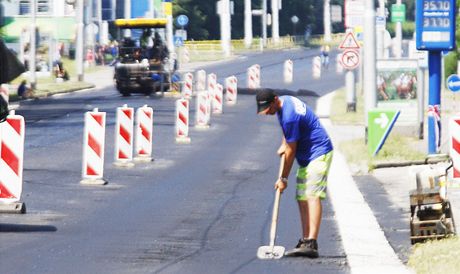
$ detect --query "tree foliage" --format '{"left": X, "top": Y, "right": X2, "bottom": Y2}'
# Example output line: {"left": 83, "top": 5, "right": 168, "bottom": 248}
{"left": 173, "top": 0, "right": 334, "bottom": 40}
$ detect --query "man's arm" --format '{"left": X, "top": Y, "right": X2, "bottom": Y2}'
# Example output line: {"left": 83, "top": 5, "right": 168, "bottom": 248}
{"left": 275, "top": 139, "right": 297, "bottom": 193}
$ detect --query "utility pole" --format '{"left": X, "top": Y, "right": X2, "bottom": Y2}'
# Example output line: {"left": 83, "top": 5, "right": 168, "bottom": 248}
{"left": 376, "top": 0, "right": 386, "bottom": 58}
{"left": 262, "top": 0, "right": 267, "bottom": 47}
{"left": 149, "top": 0, "right": 155, "bottom": 17}
{"left": 244, "top": 0, "right": 253, "bottom": 48}
{"left": 76, "top": 0, "right": 84, "bottom": 81}
{"left": 124, "top": 0, "right": 131, "bottom": 37}
{"left": 323, "top": 0, "right": 332, "bottom": 42}
{"left": 29, "top": 0, "right": 36, "bottom": 89}
{"left": 394, "top": 0, "right": 402, "bottom": 58}
{"left": 96, "top": 0, "right": 102, "bottom": 42}
{"left": 218, "top": 0, "right": 231, "bottom": 57}
{"left": 363, "top": 0, "right": 377, "bottom": 139}
{"left": 271, "top": 0, "right": 279, "bottom": 45}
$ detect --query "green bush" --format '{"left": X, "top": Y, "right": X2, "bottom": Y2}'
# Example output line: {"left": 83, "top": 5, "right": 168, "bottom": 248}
{"left": 444, "top": 51, "right": 459, "bottom": 80}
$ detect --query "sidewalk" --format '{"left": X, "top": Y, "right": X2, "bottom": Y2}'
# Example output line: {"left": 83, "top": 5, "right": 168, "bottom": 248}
{"left": 318, "top": 92, "right": 413, "bottom": 274}
{"left": 320, "top": 85, "right": 460, "bottom": 273}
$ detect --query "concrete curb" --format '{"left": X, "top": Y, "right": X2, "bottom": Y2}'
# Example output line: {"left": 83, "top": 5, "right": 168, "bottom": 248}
{"left": 317, "top": 91, "right": 414, "bottom": 274}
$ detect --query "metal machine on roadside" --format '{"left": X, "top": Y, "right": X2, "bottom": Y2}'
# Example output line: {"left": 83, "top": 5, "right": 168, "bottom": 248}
{"left": 410, "top": 160, "right": 456, "bottom": 244}
{"left": 113, "top": 18, "right": 174, "bottom": 96}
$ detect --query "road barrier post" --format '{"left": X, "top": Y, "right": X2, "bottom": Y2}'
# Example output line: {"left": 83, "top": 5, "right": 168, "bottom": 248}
{"left": 247, "top": 66, "right": 257, "bottom": 89}
{"left": 176, "top": 99, "right": 191, "bottom": 143}
{"left": 284, "top": 59, "right": 293, "bottom": 84}
{"left": 182, "top": 72, "right": 193, "bottom": 99}
{"left": 195, "top": 91, "right": 210, "bottom": 129}
{"left": 313, "top": 56, "right": 321, "bottom": 79}
{"left": 450, "top": 115, "right": 460, "bottom": 184}
{"left": 225, "top": 76, "right": 238, "bottom": 105}
{"left": 213, "top": 84, "right": 224, "bottom": 114}
{"left": 114, "top": 104, "right": 134, "bottom": 168}
{"left": 336, "top": 54, "right": 344, "bottom": 74}
{"left": 81, "top": 108, "right": 108, "bottom": 186}
{"left": 134, "top": 105, "right": 153, "bottom": 162}
{"left": 0, "top": 110, "right": 26, "bottom": 213}
{"left": 196, "top": 69, "right": 206, "bottom": 92}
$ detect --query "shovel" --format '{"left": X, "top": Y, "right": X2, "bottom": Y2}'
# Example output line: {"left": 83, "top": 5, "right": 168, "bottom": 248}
{"left": 257, "top": 155, "right": 286, "bottom": 259}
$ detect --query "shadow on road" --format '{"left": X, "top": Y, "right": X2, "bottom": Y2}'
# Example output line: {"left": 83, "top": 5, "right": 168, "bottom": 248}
{"left": 0, "top": 223, "right": 58, "bottom": 233}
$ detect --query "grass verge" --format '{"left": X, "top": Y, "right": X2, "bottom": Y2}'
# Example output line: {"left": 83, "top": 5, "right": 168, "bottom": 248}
{"left": 338, "top": 135, "right": 426, "bottom": 171}
{"left": 408, "top": 237, "right": 460, "bottom": 274}
{"left": 330, "top": 88, "right": 426, "bottom": 170}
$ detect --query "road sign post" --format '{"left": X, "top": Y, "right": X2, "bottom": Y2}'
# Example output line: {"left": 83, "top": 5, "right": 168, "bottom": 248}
{"left": 416, "top": 0, "right": 456, "bottom": 154}
{"left": 339, "top": 32, "right": 360, "bottom": 112}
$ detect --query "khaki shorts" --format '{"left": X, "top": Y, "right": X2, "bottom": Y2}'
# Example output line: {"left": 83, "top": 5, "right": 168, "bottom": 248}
{"left": 296, "top": 151, "right": 333, "bottom": 201}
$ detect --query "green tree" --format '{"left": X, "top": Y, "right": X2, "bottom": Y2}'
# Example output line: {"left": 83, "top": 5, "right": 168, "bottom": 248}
{"left": 173, "top": 0, "right": 328, "bottom": 40}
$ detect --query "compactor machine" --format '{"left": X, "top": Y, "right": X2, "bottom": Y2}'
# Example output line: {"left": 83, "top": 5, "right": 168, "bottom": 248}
{"left": 113, "top": 18, "right": 174, "bottom": 95}
{"left": 410, "top": 162, "right": 456, "bottom": 244}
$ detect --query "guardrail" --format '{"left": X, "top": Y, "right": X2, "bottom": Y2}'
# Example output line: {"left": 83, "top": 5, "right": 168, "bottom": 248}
{"left": 182, "top": 33, "right": 346, "bottom": 62}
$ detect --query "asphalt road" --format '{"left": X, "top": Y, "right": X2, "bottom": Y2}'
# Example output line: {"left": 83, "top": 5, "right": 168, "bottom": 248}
{"left": 1, "top": 48, "right": 348, "bottom": 273}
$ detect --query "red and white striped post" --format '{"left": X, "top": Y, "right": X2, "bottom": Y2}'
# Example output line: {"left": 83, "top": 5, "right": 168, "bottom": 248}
{"left": 336, "top": 53, "right": 344, "bottom": 74}
{"left": 176, "top": 99, "right": 191, "bottom": 143}
{"left": 225, "top": 76, "right": 238, "bottom": 105}
{"left": 0, "top": 110, "right": 26, "bottom": 213}
{"left": 196, "top": 69, "right": 206, "bottom": 92}
{"left": 247, "top": 66, "right": 257, "bottom": 89}
{"left": 182, "top": 47, "right": 190, "bottom": 63}
{"left": 182, "top": 72, "right": 193, "bottom": 99}
{"left": 314, "top": 56, "right": 322, "bottom": 78}
{"left": 207, "top": 73, "right": 216, "bottom": 120}
{"left": 81, "top": 108, "right": 107, "bottom": 185}
{"left": 213, "top": 84, "right": 224, "bottom": 114}
{"left": 195, "top": 91, "right": 210, "bottom": 129}
{"left": 254, "top": 64, "right": 261, "bottom": 88}
{"left": 313, "top": 56, "right": 321, "bottom": 79}
{"left": 450, "top": 115, "right": 460, "bottom": 183}
{"left": 135, "top": 105, "right": 153, "bottom": 162}
{"left": 114, "top": 104, "right": 134, "bottom": 167}
{"left": 284, "top": 59, "right": 293, "bottom": 84}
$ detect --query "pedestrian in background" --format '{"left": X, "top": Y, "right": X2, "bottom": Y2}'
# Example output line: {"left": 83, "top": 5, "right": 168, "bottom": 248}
{"left": 256, "top": 89, "right": 333, "bottom": 258}
{"left": 17, "top": 80, "right": 34, "bottom": 99}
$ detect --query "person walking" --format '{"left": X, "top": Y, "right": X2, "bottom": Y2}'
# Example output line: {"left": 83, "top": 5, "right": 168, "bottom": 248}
{"left": 256, "top": 89, "right": 333, "bottom": 258}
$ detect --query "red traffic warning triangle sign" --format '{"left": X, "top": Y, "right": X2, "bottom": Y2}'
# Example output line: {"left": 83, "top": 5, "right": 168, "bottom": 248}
{"left": 339, "top": 32, "right": 360, "bottom": 50}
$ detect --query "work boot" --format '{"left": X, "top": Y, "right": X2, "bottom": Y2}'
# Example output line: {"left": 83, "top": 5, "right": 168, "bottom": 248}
{"left": 284, "top": 238, "right": 319, "bottom": 258}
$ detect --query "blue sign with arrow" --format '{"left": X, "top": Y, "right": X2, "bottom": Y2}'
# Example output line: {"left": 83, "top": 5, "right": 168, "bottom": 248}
{"left": 176, "top": 15, "right": 189, "bottom": 27}
{"left": 447, "top": 74, "right": 460, "bottom": 92}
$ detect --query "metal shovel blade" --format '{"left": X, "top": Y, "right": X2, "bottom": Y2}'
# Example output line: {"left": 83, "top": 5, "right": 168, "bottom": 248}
{"left": 257, "top": 245, "right": 285, "bottom": 259}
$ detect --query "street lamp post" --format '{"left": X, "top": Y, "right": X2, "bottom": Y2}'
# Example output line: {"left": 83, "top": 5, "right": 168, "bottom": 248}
{"left": 76, "top": 0, "right": 84, "bottom": 81}
{"left": 66, "top": 0, "right": 84, "bottom": 81}
{"left": 291, "top": 15, "right": 299, "bottom": 36}
{"left": 29, "top": 0, "right": 37, "bottom": 89}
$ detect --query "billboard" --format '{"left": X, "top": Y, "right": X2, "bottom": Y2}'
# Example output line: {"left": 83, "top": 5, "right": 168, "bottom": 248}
{"left": 376, "top": 59, "right": 419, "bottom": 125}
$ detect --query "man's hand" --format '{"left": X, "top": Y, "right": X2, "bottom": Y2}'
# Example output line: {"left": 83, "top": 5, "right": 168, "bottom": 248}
{"left": 275, "top": 178, "right": 287, "bottom": 193}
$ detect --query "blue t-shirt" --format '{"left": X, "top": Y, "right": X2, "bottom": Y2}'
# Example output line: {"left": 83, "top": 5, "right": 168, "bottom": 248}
{"left": 277, "top": 96, "right": 333, "bottom": 167}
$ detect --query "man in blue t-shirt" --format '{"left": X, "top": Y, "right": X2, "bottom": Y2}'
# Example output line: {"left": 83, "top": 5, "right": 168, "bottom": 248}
{"left": 256, "top": 89, "right": 333, "bottom": 258}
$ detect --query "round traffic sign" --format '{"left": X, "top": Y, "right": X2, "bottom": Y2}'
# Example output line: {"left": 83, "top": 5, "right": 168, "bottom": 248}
{"left": 341, "top": 50, "right": 360, "bottom": 70}
{"left": 176, "top": 15, "right": 189, "bottom": 27}
{"left": 447, "top": 74, "right": 460, "bottom": 92}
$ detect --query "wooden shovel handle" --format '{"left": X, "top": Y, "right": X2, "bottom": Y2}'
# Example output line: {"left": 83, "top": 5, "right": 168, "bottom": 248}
{"left": 269, "top": 154, "right": 285, "bottom": 247}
